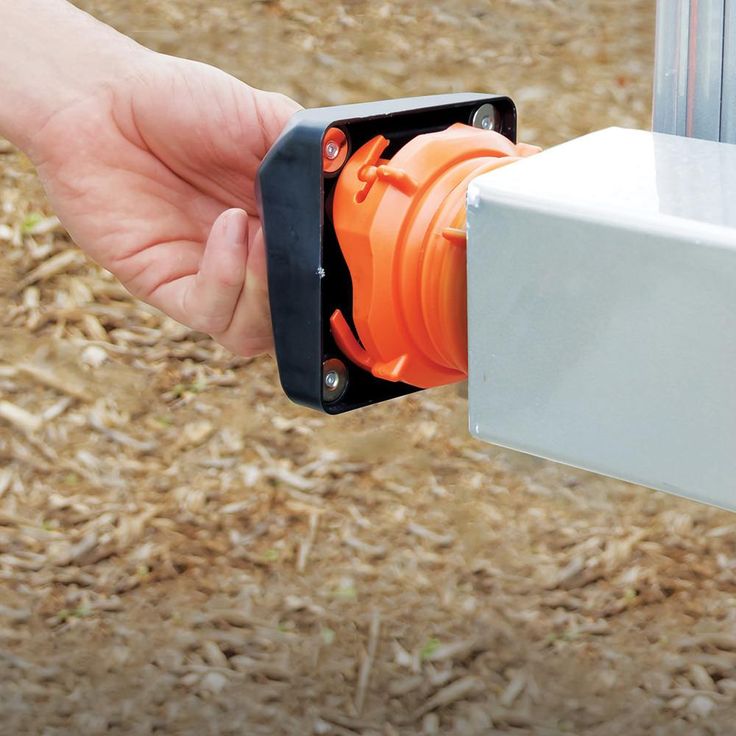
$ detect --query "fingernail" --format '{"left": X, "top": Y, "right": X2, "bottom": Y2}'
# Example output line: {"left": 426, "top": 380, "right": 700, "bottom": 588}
{"left": 224, "top": 209, "right": 248, "bottom": 245}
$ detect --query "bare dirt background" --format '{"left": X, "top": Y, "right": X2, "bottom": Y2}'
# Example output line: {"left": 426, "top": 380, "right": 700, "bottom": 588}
{"left": 3, "top": 1, "right": 736, "bottom": 735}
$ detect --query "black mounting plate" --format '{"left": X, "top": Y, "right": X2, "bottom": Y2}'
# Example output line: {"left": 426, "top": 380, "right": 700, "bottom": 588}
{"left": 256, "top": 93, "right": 517, "bottom": 414}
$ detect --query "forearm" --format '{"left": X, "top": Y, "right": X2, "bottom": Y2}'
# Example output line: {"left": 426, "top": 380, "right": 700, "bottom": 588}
{"left": 0, "top": 0, "right": 146, "bottom": 154}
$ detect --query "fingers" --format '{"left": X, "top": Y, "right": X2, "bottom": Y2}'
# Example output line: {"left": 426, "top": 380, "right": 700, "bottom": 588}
{"left": 213, "top": 228, "right": 273, "bottom": 357}
{"left": 145, "top": 208, "right": 273, "bottom": 357}
{"left": 182, "top": 208, "right": 248, "bottom": 335}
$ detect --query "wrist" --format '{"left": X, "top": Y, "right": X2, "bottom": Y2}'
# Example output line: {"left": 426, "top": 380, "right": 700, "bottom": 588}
{"left": 0, "top": 0, "right": 150, "bottom": 156}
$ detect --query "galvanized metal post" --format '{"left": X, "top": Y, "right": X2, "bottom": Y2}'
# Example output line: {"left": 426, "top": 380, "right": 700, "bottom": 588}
{"left": 653, "top": 0, "right": 736, "bottom": 143}
{"left": 723, "top": 2, "right": 736, "bottom": 142}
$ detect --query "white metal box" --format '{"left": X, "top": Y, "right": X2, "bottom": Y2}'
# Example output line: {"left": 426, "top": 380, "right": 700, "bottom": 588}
{"left": 467, "top": 127, "right": 736, "bottom": 509}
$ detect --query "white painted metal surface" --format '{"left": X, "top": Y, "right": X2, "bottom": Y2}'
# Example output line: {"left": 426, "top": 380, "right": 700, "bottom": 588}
{"left": 466, "top": 128, "right": 736, "bottom": 509}
{"left": 653, "top": 0, "right": 736, "bottom": 143}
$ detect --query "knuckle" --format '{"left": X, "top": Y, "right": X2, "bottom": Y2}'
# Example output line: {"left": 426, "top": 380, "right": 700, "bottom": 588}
{"left": 216, "top": 271, "right": 244, "bottom": 290}
{"left": 189, "top": 311, "right": 230, "bottom": 335}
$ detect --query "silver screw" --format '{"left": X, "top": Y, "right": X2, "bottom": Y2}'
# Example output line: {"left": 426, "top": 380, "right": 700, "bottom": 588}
{"left": 325, "top": 140, "right": 340, "bottom": 160}
{"left": 324, "top": 370, "right": 339, "bottom": 389}
{"left": 322, "top": 358, "right": 348, "bottom": 403}
{"left": 471, "top": 103, "right": 499, "bottom": 131}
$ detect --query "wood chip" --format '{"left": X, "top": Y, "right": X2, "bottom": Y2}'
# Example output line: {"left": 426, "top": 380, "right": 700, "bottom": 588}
{"left": 88, "top": 414, "right": 157, "bottom": 453}
{"left": 297, "top": 512, "right": 319, "bottom": 574}
{"left": 16, "top": 249, "right": 85, "bottom": 291}
{"left": 414, "top": 677, "right": 484, "bottom": 718}
{"left": 342, "top": 531, "right": 386, "bottom": 559}
{"left": 355, "top": 610, "right": 381, "bottom": 714}
{"left": 25, "top": 216, "right": 62, "bottom": 236}
{"left": 0, "top": 605, "right": 32, "bottom": 623}
{"left": 17, "top": 361, "right": 91, "bottom": 402}
{"left": 424, "top": 639, "right": 479, "bottom": 663}
{"left": 679, "top": 633, "right": 736, "bottom": 651}
{"left": 500, "top": 669, "right": 527, "bottom": 707}
{"left": 0, "top": 400, "right": 43, "bottom": 433}
{"left": 407, "top": 522, "right": 455, "bottom": 547}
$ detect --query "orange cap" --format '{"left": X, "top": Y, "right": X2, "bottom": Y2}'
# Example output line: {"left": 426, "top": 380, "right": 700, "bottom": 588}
{"left": 330, "top": 123, "right": 539, "bottom": 389}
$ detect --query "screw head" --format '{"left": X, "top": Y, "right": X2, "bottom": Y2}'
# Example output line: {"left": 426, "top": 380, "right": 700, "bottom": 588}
{"left": 324, "top": 370, "right": 339, "bottom": 389}
{"left": 471, "top": 103, "right": 499, "bottom": 132}
{"left": 322, "top": 358, "right": 348, "bottom": 403}
{"left": 322, "top": 128, "right": 348, "bottom": 174}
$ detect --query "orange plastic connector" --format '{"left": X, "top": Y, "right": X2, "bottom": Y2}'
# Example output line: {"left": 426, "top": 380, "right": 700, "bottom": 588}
{"left": 330, "top": 123, "right": 539, "bottom": 389}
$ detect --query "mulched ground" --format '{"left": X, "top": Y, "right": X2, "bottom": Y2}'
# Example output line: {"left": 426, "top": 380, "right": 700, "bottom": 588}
{"left": 4, "top": 2, "right": 736, "bottom": 735}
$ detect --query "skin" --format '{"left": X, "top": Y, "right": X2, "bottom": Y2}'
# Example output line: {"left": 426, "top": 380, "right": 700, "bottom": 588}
{"left": 0, "top": 0, "right": 300, "bottom": 356}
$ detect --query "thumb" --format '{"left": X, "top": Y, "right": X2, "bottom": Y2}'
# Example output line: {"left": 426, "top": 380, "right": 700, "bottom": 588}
{"left": 182, "top": 208, "right": 248, "bottom": 335}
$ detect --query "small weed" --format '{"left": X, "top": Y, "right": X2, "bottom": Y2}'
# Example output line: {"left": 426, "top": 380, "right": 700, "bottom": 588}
{"left": 420, "top": 637, "right": 441, "bottom": 660}
{"left": 56, "top": 607, "right": 91, "bottom": 622}
{"left": 21, "top": 212, "right": 43, "bottom": 234}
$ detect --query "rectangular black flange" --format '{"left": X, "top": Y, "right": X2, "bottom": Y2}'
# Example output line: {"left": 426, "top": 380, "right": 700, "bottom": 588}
{"left": 256, "top": 93, "right": 516, "bottom": 414}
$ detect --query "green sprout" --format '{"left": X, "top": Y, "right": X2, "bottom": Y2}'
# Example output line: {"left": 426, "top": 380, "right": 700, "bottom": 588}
{"left": 420, "top": 637, "right": 441, "bottom": 660}
{"left": 56, "top": 606, "right": 91, "bottom": 622}
{"left": 21, "top": 212, "right": 43, "bottom": 234}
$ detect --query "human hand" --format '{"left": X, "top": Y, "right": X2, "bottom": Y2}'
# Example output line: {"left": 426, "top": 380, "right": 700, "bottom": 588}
{"left": 30, "top": 54, "right": 299, "bottom": 356}
{"left": 0, "top": 1, "right": 300, "bottom": 356}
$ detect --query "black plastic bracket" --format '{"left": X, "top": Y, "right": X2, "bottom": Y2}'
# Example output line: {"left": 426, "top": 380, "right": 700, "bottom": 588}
{"left": 256, "top": 93, "right": 517, "bottom": 414}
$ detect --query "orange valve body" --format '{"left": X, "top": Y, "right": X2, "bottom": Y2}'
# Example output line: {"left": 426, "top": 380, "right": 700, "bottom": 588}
{"left": 331, "top": 123, "right": 539, "bottom": 389}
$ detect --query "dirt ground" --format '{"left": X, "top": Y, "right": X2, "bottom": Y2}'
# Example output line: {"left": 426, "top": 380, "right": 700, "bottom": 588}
{"left": 3, "top": 1, "right": 736, "bottom": 735}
